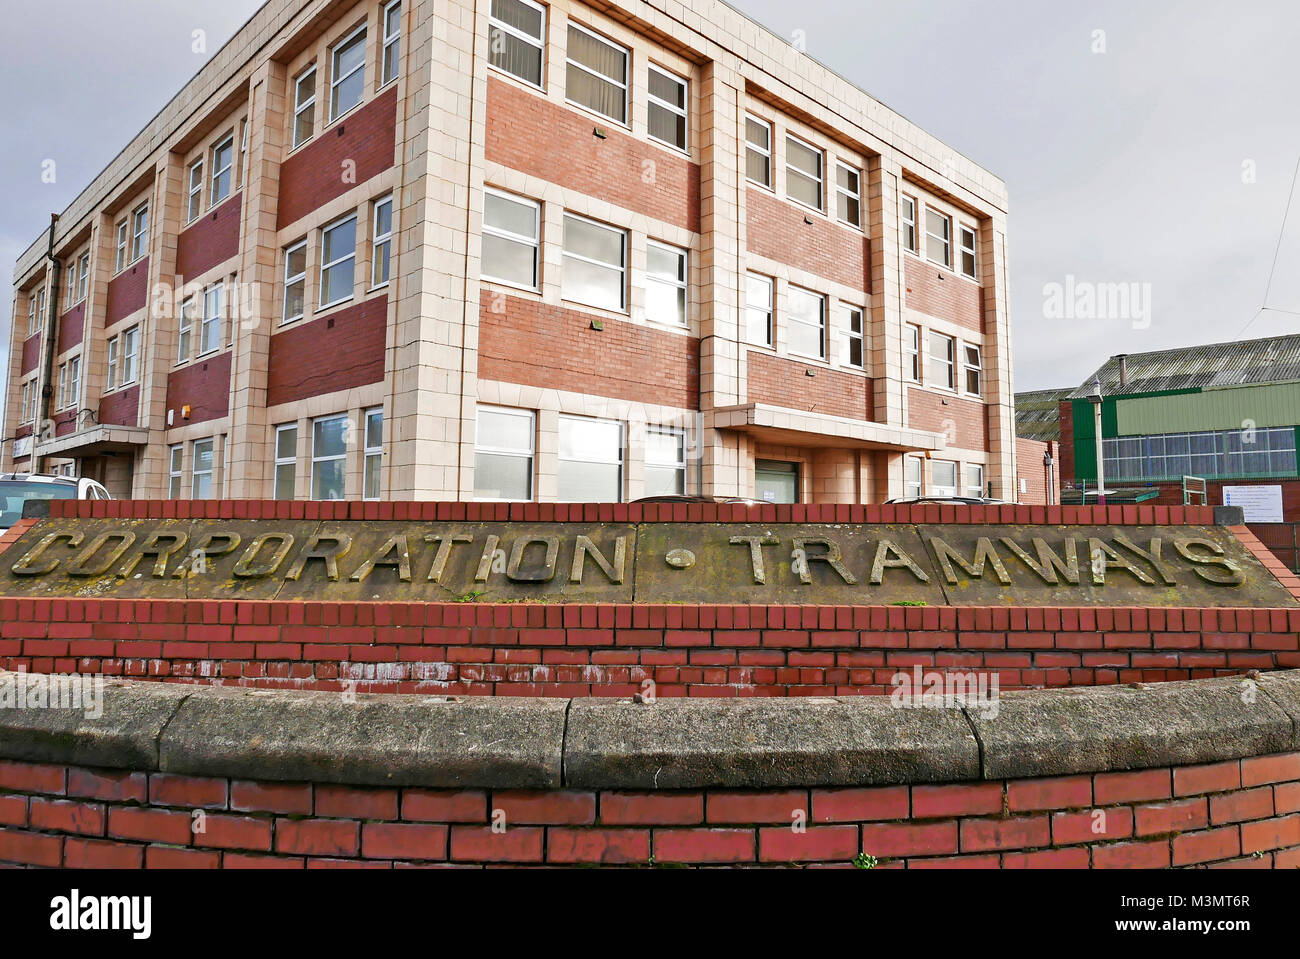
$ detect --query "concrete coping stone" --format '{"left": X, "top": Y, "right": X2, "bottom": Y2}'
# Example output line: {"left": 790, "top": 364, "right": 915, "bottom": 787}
{"left": 1, "top": 670, "right": 1298, "bottom": 789}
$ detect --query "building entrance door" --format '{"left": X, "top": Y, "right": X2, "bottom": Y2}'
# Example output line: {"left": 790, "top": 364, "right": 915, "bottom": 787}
{"left": 755, "top": 459, "right": 799, "bottom": 504}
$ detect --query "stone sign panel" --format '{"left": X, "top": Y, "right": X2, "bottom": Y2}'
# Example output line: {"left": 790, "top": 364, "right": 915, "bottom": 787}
{"left": 0, "top": 519, "right": 1293, "bottom": 607}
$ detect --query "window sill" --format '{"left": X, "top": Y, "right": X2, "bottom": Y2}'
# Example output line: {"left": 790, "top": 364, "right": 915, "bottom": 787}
{"left": 745, "top": 178, "right": 776, "bottom": 193}
{"left": 559, "top": 296, "right": 629, "bottom": 319}
{"left": 563, "top": 97, "right": 631, "bottom": 133}
{"left": 315, "top": 295, "right": 355, "bottom": 314}
{"left": 488, "top": 64, "right": 546, "bottom": 96}
{"left": 324, "top": 101, "right": 364, "bottom": 133}
{"left": 482, "top": 277, "right": 542, "bottom": 297}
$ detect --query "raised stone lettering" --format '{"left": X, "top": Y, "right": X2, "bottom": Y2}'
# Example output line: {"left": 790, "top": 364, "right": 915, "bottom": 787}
{"left": 929, "top": 537, "right": 1011, "bottom": 585}
{"left": 730, "top": 535, "right": 779, "bottom": 584}
{"left": 350, "top": 534, "right": 412, "bottom": 583}
{"left": 870, "top": 540, "right": 929, "bottom": 584}
{"left": 285, "top": 533, "right": 354, "bottom": 582}
{"left": 999, "top": 536, "right": 1080, "bottom": 585}
{"left": 233, "top": 534, "right": 295, "bottom": 578}
{"left": 570, "top": 535, "right": 627, "bottom": 584}
{"left": 66, "top": 532, "right": 137, "bottom": 578}
{"left": 118, "top": 531, "right": 190, "bottom": 579}
{"left": 507, "top": 537, "right": 559, "bottom": 582}
{"left": 425, "top": 533, "right": 473, "bottom": 583}
{"left": 10, "top": 531, "right": 84, "bottom": 576}
{"left": 790, "top": 537, "right": 857, "bottom": 585}
{"left": 1174, "top": 538, "right": 1245, "bottom": 586}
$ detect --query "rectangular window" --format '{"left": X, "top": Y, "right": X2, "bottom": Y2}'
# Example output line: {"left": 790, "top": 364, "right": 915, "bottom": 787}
{"left": 901, "top": 195, "right": 917, "bottom": 253}
{"left": 482, "top": 189, "right": 540, "bottom": 289}
{"left": 292, "top": 67, "right": 316, "bottom": 148}
{"left": 168, "top": 445, "right": 184, "bottom": 499}
{"left": 311, "top": 415, "right": 348, "bottom": 500}
{"left": 842, "top": 304, "right": 864, "bottom": 369}
{"left": 130, "top": 205, "right": 149, "bottom": 262}
{"left": 925, "top": 206, "right": 951, "bottom": 267}
{"left": 905, "top": 456, "right": 923, "bottom": 498}
{"left": 283, "top": 241, "right": 307, "bottom": 323}
{"left": 561, "top": 214, "right": 625, "bottom": 311}
{"left": 786, "top": 285, "right": 825, "bottom": 359}
{"left": 931, "top": 460, "right": 958, "bottom": 497}
{"left": 177, "top": 297, "right": 196, "bottom": 363}
{"left": 372, "top": 195, "right": 393, "bottom": 288}
{"left": 558, "top": 416, "right": 623, "bottom": 502}
{"left": 906, "top": 324, "right": 921, "bottom": 382}
{"left": 645, "top": 241, "right": 687, "bottom": 327}
{"left": 488, "top": 0, "right": 546, "bottom": 88}
{"left": 200, "top": 284, "right": 223, "bottom": 355}
{"left": 835, "top": 163, "right": 861, "bottom": 227}
{"left": 27, "top": 291, "right": 40, "bottom": 336}
{"left": 105, "top": 338, "right": 118, "bottom": 391}
{"left": 57, "top": 362, "right": 68, "bottom": 410}
{"left": 644, "top": 426, "right": 687, "bottom": 496}
{"left": 192, "top": 438, "right": 215, "bottom": 499}
{"left": 745, "top": 114, "right": 772, "bottom": 188}
{"left": 566, "top": 24, "right": 628, "bottom": 124}
{"left": 959, "top": 223, "right": 977, "bottom": 278}
{"left": 785, "top": 135, "right": 823, "bottom": 210}
{"left": 928, "top": 332, "right": 955, "bottom": 390}
{"left": 77, "top": 253, "right": 89, "bottom": 302}
{"left": 363, "top": 408, "right": 383, "bottom": 500}
{"left": 186, "top": 159, "right": 204, "bottom": 222}
{"left": 966, "top": 464, "right": 985, "bottom": 499}
{"left": 67, "top": 267, "right": 78, "bottom": 308}
{"left": 474, "top": 406, "right": 534, "bottom": 501}
{"left": 745, "top": 273, "right": 773, "bottom": 347}
{"left": 114, "top": 221, "right": 129, "bottom": 272}
{"left": 210, "top": 136, "right": 234, "bottom": 206}
{"left": 647, "top": 65, "right": 687, "bottom": 151}
{"left": 330, "top": 25, "right": 367, "bottom": 120}
{"left": 274, "top": 424, "right": 297, "bottom": 500}
{"left": 120, "top": 326, "right": 139, "bottom": 385}
{"left": 964, "top": 344, "right": 982, "bottom": 396}
{"left": 237, "top": 119, "right": 248, "bottom": 190}
{"left": 381, "top": 0, "right": 401, "bottom": 86}
{"left": 320, "top": 214, "right": 358, "bottom": 307}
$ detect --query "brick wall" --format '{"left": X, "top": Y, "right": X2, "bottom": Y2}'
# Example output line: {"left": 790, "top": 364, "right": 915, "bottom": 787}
{"left": 479, "top": 296, "right": 699, "bottom": 410}
{"left": 746, "top": 350, "right": 873, "bottom": 420}
{"left": 176, "top": 193, "right": 242, "bottom": 281}
{"left": 485, "top": 77, "right": 700, "bottom": 234}
{"left": 908, "top": 387, "right": 988, "bottom": 451}
{"left": 266, "top": 296, "right": 387, "bottom": 407}
{"left": 166, "top": 351, "right": 232, "bottom": 426}
{"left": 1016, "top": 437, "right": 1060, "bottom": 506}
{"left": 276, "top": 87, "right": 397, "bottom": 231}
{"left": 57, "top": 303, "right": 85, "bottom": 356}
{"left": 745, "top": 188, "right": 869, "bottom": 294}
{"left": 20, "top": 335, "right": 39, "bottom": 376}
{"left": 1, "top": 753, "right": 1296, "bottom": 868}
{"left": 1058, "top": 400, "right": 1076, "bottom": 482}
{"left": 53, "top": 409, "right": 78, "bottom": 438}
{"left": 98, "top": 384, "right": 140, "bottom": 427}
{"left": 904, "top": 255, "right": 982, "bottom": 332}
{"left": 105, "top": 258, "right": 149, "bottom": 326}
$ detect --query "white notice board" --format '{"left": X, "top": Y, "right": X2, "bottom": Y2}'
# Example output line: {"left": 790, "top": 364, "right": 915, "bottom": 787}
{"left": 1222, "top": 485, "right": 1284, "bottom": 523}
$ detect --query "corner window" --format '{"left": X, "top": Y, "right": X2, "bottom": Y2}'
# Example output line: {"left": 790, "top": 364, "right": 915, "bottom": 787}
{"left": 488, "top": 0, "right": 546, "bottom": 88}
{"left": 842, "top": 304, "right": 864, "bottom": 369}
{"left": 558, "top": 415, "right": 623, "bottom": 502}
{"left": 925, "top": 206, "right": 951, "bottom": 267}
{"left": 785, "top": 135, "right": 823, "bottom": 211}
{"left": 292, "top": 67, "right": 317, "bottom": 148}
{"left": 200, "top": 284, "right": 223, "bottom": 356}
{"left": 745, "top": 273, "right": 773, "bottom": 347}
{"left": 274, "top": 424, "right": 297, "bottom": 500}
{"left": 835, "top": 163, "right": 861, "bottom": 228}
{"left": 381, "top": 1, "right": 401, "bottom": 87}
{"left": 474, "top": 405, "right": 535, "bottom": 501}
{"left": 211, "top": 136, "right": 234, "bottom": 206}
{"left": 905, "top": 324, "right": 921, "bottom": 382}
{"left": 745, "top": 114, "right": 772, "bottom": 188}
{"left": 372, "top": 195, "right": 393, "bottom": 288}
{"left": 561, "top": 214, "right": 625, "bottom": 311}
{"left": 959, "top": 223, "right": 977, "bottom": 278}
{"left": 647, "top": 66, "right": 688, "bottom": 152}
{"left": 320, "top": 214, "right": 358, "bottom": 308}
{"left": 928, "top": 332, "right": 955, "bottom": 390}
{"left": 931, "top": 459, "right": 958, "bottom": 497}
{"left": 786, "top": 285, "right": 825, "bottom": 360}
{"left": 966, "top": 464, "right": 985, "bottom": 499}
{"left": 283, "top": 240, "right": 307, "bottom": 324}
{"left": 964, "top": 344, "right": 982, "bottom": 396}
{"left": 644, "top": 426, "right": 686, "bottom": 496}
{"left": 566, "top": 24, "right": 628, "bottom": 125}
{"left": 645, "top": 241, "right": 687, "bottom": 327}
{"left": 178, "top": 296, "right": 196, "bottom": 364}
{"left": 311, "top": 415, "right": 348, "bottom": 500}
{"left": 364, "top": 408, "right": 383, "bottom": 500}
{"left": 192, "top": 438, "right": 215, "bottom": 499}
{"left": 330, "top": 25, "right": 367, "bottom": 121}
{"left": 168, "top": 445, "right": 184, "bottom": 499}
{"left": 482, "top": 189, "right": 540, "bottom": 290}
{"left": 901, "top": 194, "right": 917, "bottom": 253}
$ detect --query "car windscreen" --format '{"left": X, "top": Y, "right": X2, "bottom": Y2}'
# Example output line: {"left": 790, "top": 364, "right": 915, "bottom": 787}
{"left": 0, "top": 480, "right": 77, "bottom": 530}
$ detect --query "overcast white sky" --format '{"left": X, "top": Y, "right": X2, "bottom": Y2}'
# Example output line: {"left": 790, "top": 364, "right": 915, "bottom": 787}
{"left": 4, "top": 0, "right": 1300, "bottom": 442}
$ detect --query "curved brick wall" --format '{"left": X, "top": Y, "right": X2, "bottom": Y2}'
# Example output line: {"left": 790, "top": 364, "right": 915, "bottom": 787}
{"left": 0, "top": 671, "right": 1297, "bottom": 868}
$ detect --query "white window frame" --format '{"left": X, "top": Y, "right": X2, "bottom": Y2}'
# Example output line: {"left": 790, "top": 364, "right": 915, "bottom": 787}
{"left": 644, "top": 240, "right": 688, "bottom": 328}
{"left": 57, "top": 362, "right": 68, "bottom": 411}
{"left": 168, "top": 445, "right": 184, "bottom": 499}
{"left": 561, "top": 212, "right": 627, "bottom": 312}
{"left": 474, "top": 405, "right": 536, "bottom": 502}
{"left": 178, "top": 296, "right": 196, "bottom": 364}
{"left": 363, "top": 407, "right": 384, "bottom": 501}
{"left": 67, "top": 266, "right": 78, "bottom": 309}
{"left": 130, "top": 204, "right": 149, "bottom": 263}
{"left": 76, "top": 253, "right": 89, "bottom": 303}
{"left": 835, "top": 162, "right": 861, "bottom": 228}
{"left": 929, "top": 332, "right": 956, "bottom": 391}
{"left": 381, "top": 0, "right": 401, "bottom": 87}
{"left": 200, "top": 284, "right": 224, "bottom": 356}
{"left": 557, "top": 415, "right": 624, "bottom": 503}
{"left": 191, "top": 438, "right": 215, "bottom": 499}
{"left": 841, "top": 303, "right": 865, "bottom": 370}
{"left": 966, "top": 464, "right": 985, "bottom": 499}
{"left": 66, "top": 357, "right": 80, "bottom": 412}
{"left": 901, "top": 194, "right": 918, "bottom": 254}
{"left": 273, "top": 424, "right": 298, "bottom": 500}
{"left": 745, "top": 113, "right": 773, "bottom": 189}
{"left": 906, "top": 324, "right": 921, "bottom": 383}
{"left": 120, "top": 326, "right": 139, "bottom": 386}
{"left": 905, "top": 456, "right": 923, "bottom": 498}
{"left": 646, "top": 64, "right": 688, "bottom": 153}
{"left": 311, "top": 414, "right": 349, "bottom": 501}
{"left": 210, "top": 135, "right": 234, "bottom": 207}
{"left": 482, "top": 188, "right": 541, "bottom": 291}
{"left": 371, "top": 195, "right": 393, "bottom": 289}
{"left": 565, "top": 22, "right": 629, "bottom": 126}
{"left": 187, "top": 159, "right": 204, "bottom": 223}
{"left": 319, "top": 213, "right": 358, "bottom": 309}
{"left": 105, "top": 337, "right": 119, "bottom": 392}
{"left": 964, "top": 343, "right": 983, "bottom": 397}
{"left": 931, "top": 459, "right": 959, "bottom": 498}
{"left": 925, "top": 205, "right": 952, "bottom": 268}
{"left": 237, "top": 119, "right": 248, "bottom": 190}
{"left": 114, "top": 220, "right": 129, "bottom": 273}
{"left": 745, "top": 272, "right": 774, "bottom": 348}
{"left": 644, "top": 425, "right": 687, "bottom": 497}
{"left": 329, "top": 24, "right": 368, "bottom": 122}
{"left": 959, "top": 222, "right": 978, "bottom": 279}
{"left": 786, "top": 285, "right": 826, "bottom": 361}
{"left": 785, "top": 134, "right": 824, "bottom": 212}
{"left": 283, "top": 240, "right": 308, "bottom": 324}
{"left": 292, "top": 66, "right": 317, "bottom": 149}
{"left": 487, "top": 0, "right": 547, "bottom": 90}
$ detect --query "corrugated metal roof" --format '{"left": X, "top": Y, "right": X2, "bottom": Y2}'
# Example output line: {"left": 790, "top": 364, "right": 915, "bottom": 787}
{"left": 1067, "top": 334, "right": 1300, "bottom": 398}
{"left": 1014, "top": 388, "right": 1072, "bottom": 441}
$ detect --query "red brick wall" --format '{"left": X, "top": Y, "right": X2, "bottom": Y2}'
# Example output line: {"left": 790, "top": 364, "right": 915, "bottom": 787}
{"left": 105, "top": 258, "right": 149, "bottom": 326}
{"left": 166, "top": 351, "right": 232, "bottom": 426}
{"left": 485, "top": 77, "right": 700, "bottom": 234}
{"left": 746, "top": 350, "right": 873, "bottom": 420}
{"left": 57, "top": 303, "right": 85, "bottom": 356}
{"left": 745, "top": 188, "right": 869, "bottom": 294}
{"left": 20, "top": 335, "right": 40, "bottom": 376}
{"left": 276, "top": 87, "right": 398, "bottom": 231}
{"left": 479, "top": 296, "right": 699, "bottom": 410}
{"left": 98, "top": 385, "right": 140, "bottom": 427}
{"left": 266, "top": 296, "right": 387, "bottom": 407}
{"left": 908, "top": 387, "right": 988, "bottom": 451}
{"left": 1016, "top": 437, "right": 1060, "bottom": 506}
{"left": 1058, "top": 400, "right": 1076, "bottom": 483}
{"left": 176, "top": 193, "right": 242, "bottom": 281}
{"left": 53, "top": 409, "right": 78, "bottom": 438}
{"left": 904, "top": 255, "right": 982, "bottom": 332}
{"left": 1, "top": 753, "right": 1296, "bottom": 868}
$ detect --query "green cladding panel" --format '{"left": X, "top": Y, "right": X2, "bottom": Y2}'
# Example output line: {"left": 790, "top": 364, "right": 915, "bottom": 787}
{"left": 1116, "top": 383, "right": 1300, "bottom": 436}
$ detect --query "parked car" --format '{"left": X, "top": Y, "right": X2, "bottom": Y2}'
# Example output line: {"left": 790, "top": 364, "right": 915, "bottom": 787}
{"left": 0, "top": 473, "right": 111, "bottom": 531}
{"left": 631, "top": 494, "right": 764, "bottom": 505}
{"left": 883, "top": 496, "right": 1006, "bottom": 506}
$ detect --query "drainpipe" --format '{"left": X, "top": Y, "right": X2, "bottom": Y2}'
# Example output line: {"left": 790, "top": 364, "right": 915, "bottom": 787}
{"left": 37, "top": 213, "right": 62, "bottom": 475}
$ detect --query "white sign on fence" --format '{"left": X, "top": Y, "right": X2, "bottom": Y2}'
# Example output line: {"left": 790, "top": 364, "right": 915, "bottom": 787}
{"left": 1222, "top": 485, "right": 1284, "bottom": 524}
